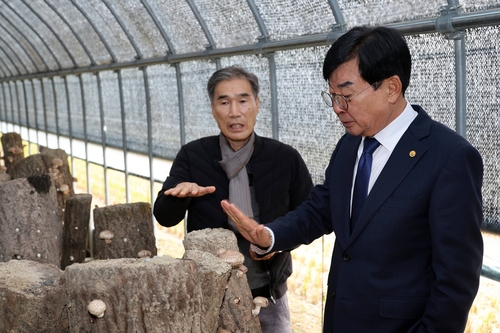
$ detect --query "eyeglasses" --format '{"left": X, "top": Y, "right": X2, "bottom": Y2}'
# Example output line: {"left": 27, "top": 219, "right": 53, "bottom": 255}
{"left": 321, "top": 82, "right": 378, "bottom": 111}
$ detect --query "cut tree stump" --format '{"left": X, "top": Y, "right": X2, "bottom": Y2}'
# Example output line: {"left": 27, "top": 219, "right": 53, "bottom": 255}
{"left": 9, "top": 149, "right": 75, "bottom": 219}
{"left": 61, "top": 194, "right": 93, "bottom": 270}
{"left": 65, "top": 256, "right": 208, "bottom": 333}
{"left": 0, "top": 260, "right": 67, "bottom": 333}
{"left": 93, "top": 202, "right": 157, "bottom": 259}
{"left": 184, "top": 228, "right": 262, "bottom": 333}
{"left": 0, "top": 132, "right": 24, "bottom": 172}
{"left": 183, "top": 250, "right": 232, "bottom": 333}
{"left": 0, "top": 174, "right": 62, "bottom": 267}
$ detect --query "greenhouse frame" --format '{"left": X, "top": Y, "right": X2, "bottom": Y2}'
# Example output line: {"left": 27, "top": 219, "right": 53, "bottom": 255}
{"left": 0, "top": 0, "right": 499, "bottom": 329}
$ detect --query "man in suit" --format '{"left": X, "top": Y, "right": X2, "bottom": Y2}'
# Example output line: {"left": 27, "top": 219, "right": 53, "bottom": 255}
{"left": 154, "top": 65, "right": 313, "bottom": 333}
{"left": 221, "top": 26, "right": 484, "bottom": 333}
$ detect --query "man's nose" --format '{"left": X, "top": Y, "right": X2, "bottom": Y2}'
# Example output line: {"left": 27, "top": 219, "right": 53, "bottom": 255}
{"left": 228, "top": 102, "right": 240, "bottom": 116}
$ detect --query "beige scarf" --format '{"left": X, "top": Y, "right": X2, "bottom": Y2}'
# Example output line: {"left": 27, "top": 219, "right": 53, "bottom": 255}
{"left": 219, "top": 132, "right": 255, "bottom": 230}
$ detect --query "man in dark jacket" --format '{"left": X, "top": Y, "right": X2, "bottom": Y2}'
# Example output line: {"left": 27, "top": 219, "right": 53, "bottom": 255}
{"left": 153, "top": 65, "right": 313, "bottom": 333}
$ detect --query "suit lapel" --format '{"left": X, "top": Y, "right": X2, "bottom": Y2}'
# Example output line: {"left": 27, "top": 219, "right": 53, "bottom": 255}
{"left": 330, "top": 135, "right": 361, "bottom": 248}
{"left": 347, "top": 107, "right": 432, "bottom": 244}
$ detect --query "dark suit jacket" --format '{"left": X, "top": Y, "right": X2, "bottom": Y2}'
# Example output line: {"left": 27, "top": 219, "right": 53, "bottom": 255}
{"left": 267, "top": 106, "right": 484, "bottom": 333}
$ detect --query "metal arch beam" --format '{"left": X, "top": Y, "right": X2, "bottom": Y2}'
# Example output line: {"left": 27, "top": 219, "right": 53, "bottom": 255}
{"left": 0, "top": 46, "right": 14, "bottom": 77}
{"left": 140, "top": 0, "right": 175, "bottom": 53}
{"left": 327, "top": 0, "right": 347, "bottom": 29}
{"left": 0, "top": 43, "right": 23, "bottom": 75}
{"left": 95, "top": 72, "right": 110, "bottom": 205}
{"left": 185, "top": 0, "right": 220, "bottom": 69}
{"left": 0, "top": 13, "right": 43, "bottom": 72}
{"left": 21, "top": 80, "right": 33, "bottom": 152}
{"left": 50, "top": 77, "right": 61, "bottom": 147}
{"left": 141, "top": 67, "right": 155, "bottom": 205}
{"left": 101, "top": 0, "right": 143, "bottom": 59}
{"left": 245, "top": 0, "right": 279, "bottom": 140}
{"left": 0, "top": 34, "right": 28, "bottom": 74}
{"left": 0, "top": 0, "right": 61, "bottom": 70}
{"left": 246, "top": 0, "right": 269, "bottom": 39}
{"left": 78, "top": 74, "right": 91, "bottom": 194}
{"left": 0, "top": 62, "right": 7, "bottom": 77}
{"left": 2, "top": 7, "right": 500, "bottom": 83}
{"left": 19, "top": 0, "right": 77, "bottom": 67}
{"left": 43, "top": 0, "right": 96, "bottom": 66}
{"left": 70, "top": 0, "right": 117, "bottom": 63}
{"left": 116, "top": 69, "right": 131, "bottom": 203}
{"left": 40, "top": 78, "right": 50, "bottom": 144}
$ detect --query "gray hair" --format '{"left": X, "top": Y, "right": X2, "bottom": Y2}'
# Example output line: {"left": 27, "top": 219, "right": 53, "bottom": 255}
{"left": 207, "top": 65, "right": 259, "bottom": 103}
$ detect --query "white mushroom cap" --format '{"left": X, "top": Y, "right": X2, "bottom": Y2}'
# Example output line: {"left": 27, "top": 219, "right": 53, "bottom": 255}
{"left": 51, "top": 157, "right": 63, "bottom": 168}
{"left": 99, "top": 230, "right": 114, "bottom": 244}
{"left": 137, "top": 249, "right": 152, "bottom": 258}
{"left": 252, "top": 296, "right": 269, "bottom": 316}
{"left": 217, "top": 249, "right": 245, "bottom": 268}
{"left": 58, "top": 184, "right": 70, "bottom": 195}
{"left": 87, "top": 299, "right": 106, "bottom": 318}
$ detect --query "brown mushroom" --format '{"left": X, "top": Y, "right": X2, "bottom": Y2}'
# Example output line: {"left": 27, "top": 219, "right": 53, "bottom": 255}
{"left": 87, "top": 299, "right": 106, "bottom": 318}
{"left": 137, "top": 249, "right": 151, "bottom": 258}
{"left": 217, "top": 249, "right": 244, "bottom": 267}
{"left": 8, "top": 146, "right": 23, "bottom": 155}
{"left": 252, "top": 296, "right": 269, "bottom": 316}
{"left": 99, "top": 230, "right": 114, "bottom": 244}
{"left": 217, "top": 249, "right": 247, "bottom": 278}
{"left": 58, "top": 184, "right": 70, "bottom": 195}
{"left": 236, "top": 264, "right": 248, "bottom": 278}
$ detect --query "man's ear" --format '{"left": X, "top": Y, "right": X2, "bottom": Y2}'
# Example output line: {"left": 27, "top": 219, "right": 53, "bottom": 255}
{"left": 386, "top": 75, "right": 402, "bottom": 104}
{"left": 256, "top": 96, "right": 260, "bottom": 113}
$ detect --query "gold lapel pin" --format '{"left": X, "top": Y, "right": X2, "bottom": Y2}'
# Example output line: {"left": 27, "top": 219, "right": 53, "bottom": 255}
{"left": 409, "top": 150, "right": 416, "bottom": 157}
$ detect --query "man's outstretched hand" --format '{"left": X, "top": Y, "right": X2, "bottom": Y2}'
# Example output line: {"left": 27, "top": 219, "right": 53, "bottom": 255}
{"left": 221, "top": 200, "right": 272, "bottom": 248}
{"left": 164, "top": 182, "right": 216, "bottom": 198}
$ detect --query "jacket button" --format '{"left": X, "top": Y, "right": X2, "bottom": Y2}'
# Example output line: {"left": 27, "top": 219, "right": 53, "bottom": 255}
{"left": 343, "top": 254, "right": 350, "bottom": 262}
{"left": 331, "top": 291, "right": 336, "bottom": 298}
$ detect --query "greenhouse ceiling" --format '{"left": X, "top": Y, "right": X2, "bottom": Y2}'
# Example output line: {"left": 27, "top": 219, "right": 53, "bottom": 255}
{"left": 0, "top": 0, "right": 500, "bottom": 82}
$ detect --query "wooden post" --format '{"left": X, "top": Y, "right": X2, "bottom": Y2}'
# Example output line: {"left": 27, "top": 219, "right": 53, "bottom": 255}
{"left": 61, "top": 194, "right": 93, "bottom": 270}
{"left": 0, "top": 132, "right": 24, "bottom": 172}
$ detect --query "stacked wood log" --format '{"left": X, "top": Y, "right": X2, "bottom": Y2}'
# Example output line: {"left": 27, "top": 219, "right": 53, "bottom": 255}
{"left": 0, "top": 174, "right": 62, "bottom": 267}
{"left": 61, "top": 194, "right": 93, "bottom": 269}
{"left": 1, "top": 132, "right": 24, "bottom": 172}
{"left": 0, "top": 229, "right": 259, "bottom": 333}
{"left": 0, "top": 260, "right": 67, "bottom": 333}
{"left": 184, "top": 228, "right": 263, "bottom": 333}
{"left": 93, "top": 202, "right": 157, "bottom": 260}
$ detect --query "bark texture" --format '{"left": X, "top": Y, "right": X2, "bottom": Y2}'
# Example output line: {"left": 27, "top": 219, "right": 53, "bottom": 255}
{"left": 61, "top": 194, "right": 93, "bottom": 269}
{"left": 0, "top": 175, "right": 62, "bottom": 267}
{"left": 65, "top": 256, "right": 208, "bottom": 333}
{"left": 184, "top": 228, "right": 262, "bottom": 333}
{"left": 93, "top": 202, "right": 157, "bottom": 259}
{"left": 1, "top": 132, "right": 24, "bottom": 172}
{"left": 0, "top": 260, "right": 67, "bottom": 333}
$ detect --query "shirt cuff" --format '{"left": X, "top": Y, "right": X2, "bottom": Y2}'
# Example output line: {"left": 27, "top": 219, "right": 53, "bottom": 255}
{"left": 250, "top": 227, "right": 275, "bottom": 255}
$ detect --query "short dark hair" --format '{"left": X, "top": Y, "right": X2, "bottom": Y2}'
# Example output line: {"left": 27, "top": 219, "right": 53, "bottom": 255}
{"left": 322, "top": 26, "right": 411, "bottom": 95}
{"left": 207, "top": 65, "right": 259, "bottom": 103}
